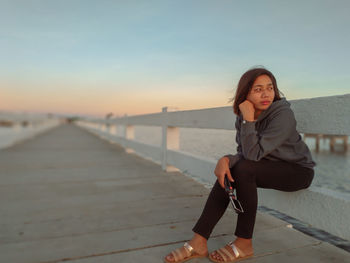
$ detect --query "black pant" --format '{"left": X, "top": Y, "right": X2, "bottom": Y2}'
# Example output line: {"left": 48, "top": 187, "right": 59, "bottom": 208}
{"left": 192, "top": 158, "right": 314, "bottom": 239}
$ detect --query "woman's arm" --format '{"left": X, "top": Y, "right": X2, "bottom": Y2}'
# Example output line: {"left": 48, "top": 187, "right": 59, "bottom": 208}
{"left": 224, "top": 115, "right": 243, "bottom": 168}
{"left": 235, "top": 115, "right": 243, "bottom": 157}
{"left": 240, "top": 109, "right": 296, "bottom": 161}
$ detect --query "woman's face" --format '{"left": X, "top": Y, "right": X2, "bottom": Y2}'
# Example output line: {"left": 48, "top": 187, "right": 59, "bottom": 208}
{"left": 246, "top": 74, "right": 275, "bottom": 118}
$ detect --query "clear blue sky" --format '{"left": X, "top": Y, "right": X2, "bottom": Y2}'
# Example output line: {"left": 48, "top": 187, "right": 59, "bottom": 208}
{"left": 1, "top": 0, "right": 350, "bottom": 116}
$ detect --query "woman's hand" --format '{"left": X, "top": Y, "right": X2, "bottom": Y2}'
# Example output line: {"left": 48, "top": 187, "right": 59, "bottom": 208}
{"left": 214, "top": 157, "right": 234, "bottom": 188}
{"left": 239, "top": 100, "right": 255, "bottom": 121}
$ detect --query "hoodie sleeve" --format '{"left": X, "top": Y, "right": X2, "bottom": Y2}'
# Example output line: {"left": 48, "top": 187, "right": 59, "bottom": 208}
{"left": 240, "top": 109, "right": 296, "bottom": 161}
{"left": 235, "top": 116, "right": 243, "bottom": 157}
{"left": 224, "top": 116, "right": 243, "bottom": 168}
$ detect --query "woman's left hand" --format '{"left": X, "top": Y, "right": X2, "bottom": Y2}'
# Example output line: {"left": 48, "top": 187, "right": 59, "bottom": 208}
{"left": 239, "top": 100, "right": 255, "bottom": 121}
{"left": 214, "top": 157, "right": 234, "bottom": 189}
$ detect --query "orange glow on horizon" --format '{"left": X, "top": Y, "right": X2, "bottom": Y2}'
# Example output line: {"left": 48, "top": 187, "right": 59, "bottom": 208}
{"left": 1, "top": 84, "right": 232, "bottom": 117}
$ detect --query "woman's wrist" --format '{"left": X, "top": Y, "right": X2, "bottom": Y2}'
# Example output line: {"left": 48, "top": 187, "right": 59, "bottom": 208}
{"left": 242, "top": 113, "right": 255, "bottom": 122}
{"left": 243, "top": 116, "right": 255, "bottom": 122}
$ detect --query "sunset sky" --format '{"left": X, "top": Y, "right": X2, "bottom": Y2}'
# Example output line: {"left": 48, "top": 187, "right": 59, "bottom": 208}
{"left": 1, "top": 0, "right": 350, "bottom": 117}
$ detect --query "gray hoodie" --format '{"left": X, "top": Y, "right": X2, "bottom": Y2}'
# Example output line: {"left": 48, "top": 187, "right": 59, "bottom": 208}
{"left": 225, "top": 98, "right": 316, "bottom": 169}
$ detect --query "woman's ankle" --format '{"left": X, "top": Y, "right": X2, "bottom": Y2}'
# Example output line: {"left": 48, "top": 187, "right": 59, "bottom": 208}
{"left": 189, "top": 233, "right": 208, "bottom": 252}
{"left": 193, "top": 233, "right": 207, "bottom": 243}
{"left": 234, "top": 237, "right": 253, "bottom": 253}
{"left": 235, "top": 237, "right": 252, "bottom": 245}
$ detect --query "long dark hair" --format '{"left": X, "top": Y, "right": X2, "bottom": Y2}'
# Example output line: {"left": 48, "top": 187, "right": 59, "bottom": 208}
{"left": 231, "top": 67, "right": 284, "bottom": 116}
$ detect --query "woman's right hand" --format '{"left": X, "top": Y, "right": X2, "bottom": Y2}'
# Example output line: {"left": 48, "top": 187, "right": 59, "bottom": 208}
{"left": 214, "top": 157, "right": 234, "bottom": 188}
{"left": 239, "top": 100, "right": 255, "bottom": 121}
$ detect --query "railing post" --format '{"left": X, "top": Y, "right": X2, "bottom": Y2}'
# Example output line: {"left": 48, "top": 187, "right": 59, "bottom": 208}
{"left": 161, "top": 107, "right": 179, "bottom": 171}
{"left": 106, "top": 121, "right": 111, "bottom": 134}
{"left": 161, "top": 107, "right": 168, "bottom": 170}
{"left": 123, "top": 115, "right": 134, "bottom": 153}
{"left": 125, "top": 125, "right": 134, "bottom": 140}
{"left": 113, "top": 124, "right": 118, "bottom": 136}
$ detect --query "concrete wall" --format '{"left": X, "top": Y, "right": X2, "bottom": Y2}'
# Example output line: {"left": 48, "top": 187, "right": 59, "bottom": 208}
{"left": 76, "top": 94, "right": 350, "bottom": 240}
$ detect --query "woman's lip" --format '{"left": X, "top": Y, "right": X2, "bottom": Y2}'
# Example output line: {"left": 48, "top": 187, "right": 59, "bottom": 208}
{"left": 261, "top": 101, "right": 270, "bottom": 104}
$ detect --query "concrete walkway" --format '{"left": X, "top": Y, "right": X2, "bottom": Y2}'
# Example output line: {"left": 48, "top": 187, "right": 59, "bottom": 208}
{"left": 0, "top": 124, "right": 349, "bottom": 263}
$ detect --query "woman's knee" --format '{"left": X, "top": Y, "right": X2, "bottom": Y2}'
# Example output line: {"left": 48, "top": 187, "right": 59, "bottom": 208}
{"left": 302, "top": 171, "right": 314, "bottom": 189}
{"left": 287, "top": 169, "right": 314, "bottom": 191}
{"left": 231, "top": 159, "right": 256, "bottom": 182}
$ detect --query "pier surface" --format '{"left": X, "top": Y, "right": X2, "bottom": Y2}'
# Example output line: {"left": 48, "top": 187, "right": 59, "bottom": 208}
{"left": 0, "top": 124, "right": 349, "bottom": 262}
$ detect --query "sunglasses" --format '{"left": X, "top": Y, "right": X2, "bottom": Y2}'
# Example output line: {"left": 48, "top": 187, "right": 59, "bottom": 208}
{"left": 224, "top": 175, "right": 244, "bottom": 214}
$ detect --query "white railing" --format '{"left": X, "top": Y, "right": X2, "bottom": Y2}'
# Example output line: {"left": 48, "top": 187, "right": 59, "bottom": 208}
{"left": 0, "top": 112, "right": 62, "bottom": 149}
{"left": 76, "top": 94, "right": 350, "bottom": 240}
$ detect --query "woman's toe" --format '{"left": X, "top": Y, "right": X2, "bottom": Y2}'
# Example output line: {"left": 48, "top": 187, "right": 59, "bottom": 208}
{"left": 165, "top": 254, "right": 173, "bottom": 261}
{"left": 212, "top": 251, "right": 222, "bottom": 261}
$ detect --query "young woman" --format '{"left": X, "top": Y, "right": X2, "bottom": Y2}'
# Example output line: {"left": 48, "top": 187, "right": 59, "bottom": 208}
{"left": 164, "top": 67, "right": 316, "bottom": 263}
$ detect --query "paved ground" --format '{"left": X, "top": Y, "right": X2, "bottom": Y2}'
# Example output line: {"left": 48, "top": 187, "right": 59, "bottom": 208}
{"left": 0, "top": 124, "right": 349, "bottom": 263}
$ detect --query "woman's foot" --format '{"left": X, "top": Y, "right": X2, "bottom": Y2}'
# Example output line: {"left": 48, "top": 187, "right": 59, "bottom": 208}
{"left": 164, "top": 234, "right": 208, "bottom": 262}
{"left": 210, "top": 237, "right": 253, "bottom": 262}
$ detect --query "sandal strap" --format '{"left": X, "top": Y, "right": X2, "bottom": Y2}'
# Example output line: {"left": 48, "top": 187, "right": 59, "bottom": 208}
{"left": 171, "top": 242, "right": 194, "bottom": 261}
{"left": 216, "top": 248, "right": 229, "bottom": 261}
{"left": 171, "top": 250, "right": 179, "bottom": 261}
{"left": 228, "top": 241, "right": 245, "bottom": 258}
{"left": 220, "top": 247, "right": 235, "bottom": 261}
{"left": 183, "top": 242, "right": 193, "bottom": 255}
